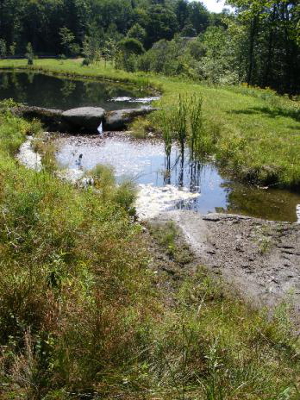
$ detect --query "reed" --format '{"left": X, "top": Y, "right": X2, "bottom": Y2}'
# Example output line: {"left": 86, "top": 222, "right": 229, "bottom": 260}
{"left": 161, "top": 110, "right": 173, "bottom": 170}
{"left": 174, "top": 94, "right": 188, "bottom": 156}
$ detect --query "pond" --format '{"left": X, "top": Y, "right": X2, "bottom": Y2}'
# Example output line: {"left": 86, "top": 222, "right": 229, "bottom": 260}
{"left": 55, "top": 135, "right": 300, "bottom": 223}
{"left": 3, "top": 70, "right": 299, "bottom": 222}
{"left": 0, "top": 71, "right": 154, "bottom": 110}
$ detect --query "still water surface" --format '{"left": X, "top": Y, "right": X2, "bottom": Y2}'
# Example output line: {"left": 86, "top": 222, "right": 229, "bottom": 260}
{"left": 0, "top": 71, "right": 150, "bottom": 110}
{"left": 56, "top": 135, "right": 300, "bottom": 222}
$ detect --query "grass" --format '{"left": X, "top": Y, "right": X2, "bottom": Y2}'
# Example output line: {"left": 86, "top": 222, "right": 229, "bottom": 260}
{"left": 1, "top": 58, "right": 300, "bottom": 187}
{"left": 1, "top": 66, "right": 300, "bottom": 398}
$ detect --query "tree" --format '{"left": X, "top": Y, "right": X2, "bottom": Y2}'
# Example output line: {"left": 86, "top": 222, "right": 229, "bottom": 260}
{"left": 187, "top": 1, "right": 209, "bottom": 34}
{"left": 118, "top": 37, "right": 145, "bottom": 54}
{"left": 175, "top": 0, "right": 189, "bottom": 30}
{"left": 116, "top": 37, "right": 144, "bottom": 72}
{"left": 145, "top": 5, "right": 179, "bottom": 47}
{"left": 0, "top": 39, "right": 7, "bottom": 58}
{"left": 227, "top": 0, "right": 300, "bottom": 93}
{"left": 59, "top": 26, "right": 79, "bottom": 56}
{"left": 25, "top": 42, "right": 34, "bottom": 65}
{"left": 181, "top": 23, "right": 197, "bottom": 37}
{"left": 102, "top": 38, "right": 118, "bottom": 66}
{"left": 127, "top": 23, "right": 146, "bottom": 44}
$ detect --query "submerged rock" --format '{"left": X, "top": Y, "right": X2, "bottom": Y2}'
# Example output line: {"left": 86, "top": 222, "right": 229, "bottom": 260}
{"left": 62, "top": 107, "right": 105, "bottom": 132}
{"left": 104, "top": 107, "right": 157, "bottom": 131}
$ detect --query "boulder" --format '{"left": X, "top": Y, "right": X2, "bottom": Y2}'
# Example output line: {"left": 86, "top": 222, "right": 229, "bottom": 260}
{"left": 62, "top": 107, "right": 105, "bottom": 132}
{"left": 104, "top": 107, "right": 157, "bottom": 131}
{"left": 12, "top": 106, "right": 65, "bottom": 131}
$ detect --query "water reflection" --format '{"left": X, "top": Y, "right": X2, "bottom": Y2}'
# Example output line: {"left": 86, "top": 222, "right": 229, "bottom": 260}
{"left": 0, "top": 71, "right": 151, "bottom": 110}
{"left": 55, "top": 135, "right": 300, "bottom": 222}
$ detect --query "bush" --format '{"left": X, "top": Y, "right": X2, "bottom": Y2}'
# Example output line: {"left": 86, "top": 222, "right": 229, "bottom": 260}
{"left": 118, "top": 37, "right": 145, "bottom": 55}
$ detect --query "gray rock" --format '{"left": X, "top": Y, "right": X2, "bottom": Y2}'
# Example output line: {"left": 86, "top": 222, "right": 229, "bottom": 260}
{"left": 12, "top": 106, "right": 65, "bottom": 131}
{"left": 62, "top": 107, "right": 105, "bottom": 132}
{"left": 104, "top": 107, "right": 157, "bottom": 131}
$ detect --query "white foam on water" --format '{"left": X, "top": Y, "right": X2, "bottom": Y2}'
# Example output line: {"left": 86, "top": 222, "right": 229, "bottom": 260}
{"left": 110, "top": 96, "right": 132, "bottom": 102}
{"left": 17, "top": 136, "right": 42, "bottom": 171}
{"left": 110, "top": 96, "right": 160, "bottom": 104}
{"left": 135, "top": 184, "right": 200, "bottom": 220}
{"left": 296, "top": 204, "right": 300, "bottom": 223}
{"left": 131, "top": 97, "right": 160, "bottom": 103}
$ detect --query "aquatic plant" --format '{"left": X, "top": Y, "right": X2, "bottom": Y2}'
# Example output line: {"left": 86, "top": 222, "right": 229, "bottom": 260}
{"left": 161, "top": 110, "right": 173, "bottom": 170}
{"left": 160, "top": 93, "right": 207, "bottom": 162}
{"left": 189, "top": 93, "right": 203, "bottom": 158}
{"left": 174, "top": 93, "right": 188, "bottom": 156}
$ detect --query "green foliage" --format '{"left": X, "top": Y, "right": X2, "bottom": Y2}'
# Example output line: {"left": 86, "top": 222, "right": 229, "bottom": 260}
{"left": 196, "top": 26, "right": 240, "bottom": 85}
{"left": 144, "top": 4, "right": 179, "bottom": 48}
{"left": 82, "top": 36, "right": 99, "bottom": 63}
{"left": 137, "top": 37, "right": 197, "bottom": 77}
{"left": 117, "top": 38, "right": 145, "bottom": 72}
{"left": 0, "top": 38, "right": 7, "bottom": 58}
{"left": 102, "top": 38, "right": 118, "bottom": 67}
{"left": 127, "top": 23, "right": 146, "bottom": 44}
{"left": 181, "top": 23, "right": 197, "bottom": 37}
{"left": 59, "top": 27, "right": 79, "bottom": 57}
{"left": 25, "top": 42, "right": 34, "bottom": 65}
{"left": 118, "top": 37, "right": 145, "bottom": 55}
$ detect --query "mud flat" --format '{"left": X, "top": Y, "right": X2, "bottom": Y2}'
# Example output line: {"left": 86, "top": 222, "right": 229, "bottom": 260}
{"left": 156, "top": 210, "right": 300, "bottom": 317}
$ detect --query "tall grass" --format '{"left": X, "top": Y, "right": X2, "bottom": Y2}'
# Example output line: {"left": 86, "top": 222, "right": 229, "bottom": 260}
{"left": 174, "top": 94, "right": 188, "bottom": 156}
{"left": 0, "top": 108, "right": 158, "bottom": 399}
{"left": 159, "top": 93, "right": 213, "bottom": 163}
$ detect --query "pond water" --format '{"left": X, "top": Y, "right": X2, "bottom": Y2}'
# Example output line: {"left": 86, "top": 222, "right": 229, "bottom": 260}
{"left": 0, "top": 71, "right": 152, "bottom": 110}
{"left": 56, "top": 135, "right": 300, "bottom": 222}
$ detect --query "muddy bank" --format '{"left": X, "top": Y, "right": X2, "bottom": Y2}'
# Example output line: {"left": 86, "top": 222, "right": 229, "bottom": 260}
{"left": 155, "top": 211, "right": 300, "bottom": 316}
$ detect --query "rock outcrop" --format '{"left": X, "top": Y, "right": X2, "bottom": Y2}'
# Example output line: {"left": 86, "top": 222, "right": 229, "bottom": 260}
{"left": 104, "top": 107, "right": 156, "bottom": 131}
{"left": 11, "top": 105, "right": 157, "bottom": 133}
{"left": 62, "top": 107, "right": 105, "bottom": 132}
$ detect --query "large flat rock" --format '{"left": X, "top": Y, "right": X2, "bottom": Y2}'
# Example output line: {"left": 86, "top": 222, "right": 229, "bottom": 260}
{"left": 104, "top": 107, "right": 157, "bottom": 131}
{"left": 62, "top": 107, "right": 105, "bottom": 132}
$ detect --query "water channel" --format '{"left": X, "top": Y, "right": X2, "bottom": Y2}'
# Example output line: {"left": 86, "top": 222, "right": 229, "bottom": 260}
{"left": 56, "top": 135, "right": 300, "bottom": 222}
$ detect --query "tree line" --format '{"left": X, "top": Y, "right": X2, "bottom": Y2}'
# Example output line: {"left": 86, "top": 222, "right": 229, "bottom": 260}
{"left": 0, "top": 0, "right": 299, "bottom": 94}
